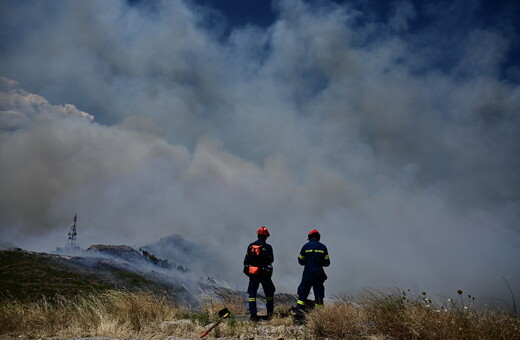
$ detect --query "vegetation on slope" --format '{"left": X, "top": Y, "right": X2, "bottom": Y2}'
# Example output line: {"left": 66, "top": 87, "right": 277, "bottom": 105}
{"left": 0, "top": 249, "right": 112, "bottom": 300}
{"left": 309, "top": 288, "right": 520, "bottom": 340}
{"left": 0, "top": 249, "right": 172, "bottom": 301}
{"left": 1, "top": 288, "right": 519, "bottom": 339}
{"left": 1, "top": 249, "right": 518, "bottom": 339}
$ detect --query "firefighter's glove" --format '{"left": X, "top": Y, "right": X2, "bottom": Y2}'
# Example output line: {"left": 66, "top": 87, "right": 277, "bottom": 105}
{"left": 243, "top": 265, "right": 250, "bottom": 277}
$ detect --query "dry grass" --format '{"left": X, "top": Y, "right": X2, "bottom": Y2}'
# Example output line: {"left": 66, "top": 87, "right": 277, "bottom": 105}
{"left": 0, "top": 290, "right": 188, "bottom": 339}
{"left": 198, "top": 286, "right": 248, "bottom": 316}
{"left": 305, "top": 289, "right": 520, "bottom": 340}
{"left": 0, "top": 288, "right": 298, "bottom": 339}
{"left": 1, "top": 288, "right": 519, "bottom": 339}
{"left": 307, "top": 300, "right": 368, "bottom": 339}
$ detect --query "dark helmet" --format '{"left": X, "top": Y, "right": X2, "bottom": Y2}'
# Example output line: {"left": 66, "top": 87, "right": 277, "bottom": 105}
{"left": 308, "top": 229, "right": 320, "bottom": 240}
{"left": 257, "top": 226, "right": 270, "bottom": 237}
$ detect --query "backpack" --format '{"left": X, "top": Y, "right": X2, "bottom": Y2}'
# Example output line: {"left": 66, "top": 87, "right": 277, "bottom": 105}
{"left": 250, "top": 244, "right": 262, "bottom": 257}
{"left": 246, "top": 244, "right": 263, "bottom": 275}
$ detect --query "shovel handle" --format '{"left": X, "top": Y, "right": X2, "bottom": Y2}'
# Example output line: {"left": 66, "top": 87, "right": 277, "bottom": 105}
{"left": 200, "top": 318, "right": 223, "bottom": 338}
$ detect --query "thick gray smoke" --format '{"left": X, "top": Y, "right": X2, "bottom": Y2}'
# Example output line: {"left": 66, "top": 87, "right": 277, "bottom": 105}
{"left": 1, "top": 0, "right": 519, "bottom": 304}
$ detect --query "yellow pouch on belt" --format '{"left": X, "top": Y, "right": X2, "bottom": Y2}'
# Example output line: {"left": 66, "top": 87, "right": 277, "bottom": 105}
{"left": 249, "top": 266, "right": 260, "bottom": 275}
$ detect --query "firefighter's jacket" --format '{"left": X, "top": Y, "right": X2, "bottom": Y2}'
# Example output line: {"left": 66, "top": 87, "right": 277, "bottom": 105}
{"left": 298, "top": 239, "right": 330, "bottom": 277}
{"left": 244, "top": 239, "right": 274, "bottom": 269}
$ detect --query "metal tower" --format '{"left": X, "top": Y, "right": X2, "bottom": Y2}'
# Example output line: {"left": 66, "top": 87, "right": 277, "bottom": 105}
{"left": 68, "top": 214, "right": 77, "bottom": 246}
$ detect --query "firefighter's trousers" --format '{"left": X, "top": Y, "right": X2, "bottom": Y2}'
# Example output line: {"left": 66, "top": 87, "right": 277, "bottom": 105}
{"left": 247, "top": 273, "right": 275, "bottom": 316}
{"left": 296, "top": 274, "right": 325, "bottom": 313}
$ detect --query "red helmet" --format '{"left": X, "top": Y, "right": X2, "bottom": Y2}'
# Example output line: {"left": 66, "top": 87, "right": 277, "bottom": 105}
{"left": 308, "top": 229, "right": 320, "bottom": 239}
{"left": 257, "top": 226, "right": 270, "bottom": 237}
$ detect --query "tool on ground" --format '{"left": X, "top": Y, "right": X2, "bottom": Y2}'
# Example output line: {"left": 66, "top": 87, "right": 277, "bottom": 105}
{"left": 200, "top": 307, "right": 230, "bottom": 338}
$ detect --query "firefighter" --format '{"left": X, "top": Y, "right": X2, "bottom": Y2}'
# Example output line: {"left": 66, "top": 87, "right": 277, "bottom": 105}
{"left": 294, "top": 228, "right": 330, "bottom": 324}
{"left": 243, "top": 226, "right": 275, "bottom": 321}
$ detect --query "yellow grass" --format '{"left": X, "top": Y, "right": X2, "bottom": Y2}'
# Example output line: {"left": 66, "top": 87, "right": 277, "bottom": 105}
{"left": 0, "top": 290, "right": 188, "bottom": 338}
{"left": 305, "top": 289, "right": 520, "bottom": 340}
{"left": 1, "top": 289, "right": 519, "bottom": 339}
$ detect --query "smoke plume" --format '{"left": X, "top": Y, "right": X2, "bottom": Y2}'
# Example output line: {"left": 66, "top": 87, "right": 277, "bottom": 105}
{"left": 0, "top": 0, "right": 519, "bottom": 304}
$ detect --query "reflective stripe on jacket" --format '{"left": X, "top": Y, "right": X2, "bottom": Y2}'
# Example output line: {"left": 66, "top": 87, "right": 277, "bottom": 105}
{"left": 298, "top": 239, "right": 330, "bottom": 276}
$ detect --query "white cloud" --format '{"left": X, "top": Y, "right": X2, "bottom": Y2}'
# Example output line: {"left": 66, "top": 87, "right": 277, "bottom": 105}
{"left": 0, "top": 76, "right": 93, "bottom": 131}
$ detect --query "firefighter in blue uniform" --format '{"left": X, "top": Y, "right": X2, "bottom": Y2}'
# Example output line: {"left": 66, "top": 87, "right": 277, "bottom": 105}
{"left": 294, "top": 228, "right": 330, "bottom": 324}
{"left": 243, "top": 226, "right": 275, "bottom": 321}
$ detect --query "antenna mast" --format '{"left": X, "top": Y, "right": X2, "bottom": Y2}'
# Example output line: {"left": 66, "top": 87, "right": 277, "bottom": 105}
{"left": 68, "top": 214, "right": 77, "bottom": 246}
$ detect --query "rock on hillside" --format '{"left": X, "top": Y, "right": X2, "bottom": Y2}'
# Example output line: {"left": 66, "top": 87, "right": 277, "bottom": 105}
{"left": 140, "top": 234, "right": 223, "bottom": 278}
{"left": 86, "top": 244, "right": 149, "bottom": 264}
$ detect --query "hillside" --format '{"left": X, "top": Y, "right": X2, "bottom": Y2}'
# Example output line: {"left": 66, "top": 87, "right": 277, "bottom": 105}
{"left": 0, "top": 247, "right": 229, "bottom": 305}
{"left": 1, "top": 248, "right": 519, "bottom": 339}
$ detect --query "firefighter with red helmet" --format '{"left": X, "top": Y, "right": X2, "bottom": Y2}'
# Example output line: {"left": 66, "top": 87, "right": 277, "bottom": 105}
{"left": 243, "top": 226, "right": 276, "bottom": 321}
{"left": 294, "top": 228, "right": 330, "bottom": 324}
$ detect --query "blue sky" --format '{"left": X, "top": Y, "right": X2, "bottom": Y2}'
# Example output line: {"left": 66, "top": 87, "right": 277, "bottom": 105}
{"left": 182, "top": 0, "right": 520, "bottom": 75}
{"left": 0, "top": 0, "right": 519, "bottom": 302}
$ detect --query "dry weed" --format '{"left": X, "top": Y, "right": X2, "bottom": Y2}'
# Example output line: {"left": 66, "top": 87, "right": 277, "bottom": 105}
{"left": 360, "top": 288, "right": 520, "bottom": 340}
{"left": 2, "top": 288, "right": 519, "bottom": 340}
{"left": 0, "top": 290, "right": 186, "bottom": 338}
{"left": 307, "top": 301, "right": 369, "bottom": 339}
